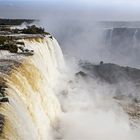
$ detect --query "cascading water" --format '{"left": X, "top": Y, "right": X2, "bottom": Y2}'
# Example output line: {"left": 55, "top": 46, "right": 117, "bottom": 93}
{"left": 132, "top": 29, "right": 138, "bottom": 48}
{"left": 0, "top": 36, "right": 65, "bottom": 140}
{"left": 0, "top": 34, "right": 140, "bottom": 140}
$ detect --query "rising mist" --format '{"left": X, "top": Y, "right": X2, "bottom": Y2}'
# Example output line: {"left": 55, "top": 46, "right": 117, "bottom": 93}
{"left": 0, "top": 0, "right": 140, "bottom": 140}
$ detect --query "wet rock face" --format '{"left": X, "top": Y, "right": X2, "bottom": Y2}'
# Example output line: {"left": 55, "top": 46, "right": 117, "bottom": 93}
{"left": 0, "top": 114, "right": 4, "bottom": 134}
{"left": 75, "top": 71, "right": 88, "bottom": 78}
{"left": 0, "top": 85, "right": 6, "bottom": 135}
{"left": 80, "top": 62, "right": 140, "bottom": 84}
{"left": 77, "top": 62, "right": 140, "bottom": 101}
{"left": 76, "top": 62, "right": 140, "bottom": 122}
{"left": 0, "top": 98, "right": 9, "bottom": 103}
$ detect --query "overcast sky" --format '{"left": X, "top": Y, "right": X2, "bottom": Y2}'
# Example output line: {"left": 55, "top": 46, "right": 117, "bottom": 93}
{"left": 0, "top": 0, "right": 140, "bottom": 20}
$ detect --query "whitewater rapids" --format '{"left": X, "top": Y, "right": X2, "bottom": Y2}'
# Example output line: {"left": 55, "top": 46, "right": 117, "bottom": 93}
{"left": 0, "top": 36, "right": 64, "bottom": 140}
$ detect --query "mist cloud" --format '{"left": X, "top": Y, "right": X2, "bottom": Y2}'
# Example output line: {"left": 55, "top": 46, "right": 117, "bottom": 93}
{"left": 53, "top": 61, "right": 140, "bottom": 140}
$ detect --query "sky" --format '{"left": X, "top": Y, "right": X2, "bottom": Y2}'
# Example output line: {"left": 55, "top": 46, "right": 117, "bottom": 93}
{"left": 0, "top": 0, "right": 140, "bottom": 20}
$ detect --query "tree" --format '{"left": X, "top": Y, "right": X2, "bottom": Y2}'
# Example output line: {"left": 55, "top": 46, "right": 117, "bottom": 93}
{"left": 22, "top": 25, "right": 45, "bottom": 34}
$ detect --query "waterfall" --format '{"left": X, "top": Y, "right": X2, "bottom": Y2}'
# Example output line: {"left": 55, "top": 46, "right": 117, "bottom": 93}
{"left": 109, "top": 28, "right": 113, "bottom": 48}
{"left": 132, "top": 29, "right": 138, "bottom": 48}
{"left": 0, "top": 34, "right": 140, "bottom": 140}
{"left": 0, "top": 36, "right": 65, "bottom": 140}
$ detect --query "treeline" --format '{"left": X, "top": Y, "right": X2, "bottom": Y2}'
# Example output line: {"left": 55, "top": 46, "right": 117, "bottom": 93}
{"left": 0, "top": 25, "right": 49, "bottom": 35}
{"left": 21, "top": 25, "right": 45, "bottom": 34}
{"left": 14, "top": 25, "right": 50, "bottom": 35}
{"left": 0, "top": 19, "right": 35, "bottom": 25}
{"left": 0, "top": 36, "right": 18, "bottom": 53}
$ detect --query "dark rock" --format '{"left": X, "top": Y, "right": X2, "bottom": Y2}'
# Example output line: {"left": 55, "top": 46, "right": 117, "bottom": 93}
{"left": 0, "top": 113, "right": 4, "bottom": 134}
{"left": 80, "top": 62, "right": 140, "bottom": 84}
{"left": 16, "top": 42, "right": 25, "bottom": 46}
{"left": 100, "top": 61, "right": 104, "bottom": 65}
{"left": 75, "top": 71, "right": 87, "bottom": 77}
{"left": 24, "top": 49, "right": 29, "bottom": 52}
{"left": 0, "top": 97, "right": 9, "bottom": 103}
{"left": 9, "top": 44, "right": 18, "bottom": 53}
{"left": 49, "top": 36, "right": 53, "bottom": 39}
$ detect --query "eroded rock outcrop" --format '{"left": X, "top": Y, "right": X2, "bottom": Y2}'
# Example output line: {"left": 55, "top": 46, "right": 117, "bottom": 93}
{"left": 76, "top": 62, "right": 140, "bottom": 121}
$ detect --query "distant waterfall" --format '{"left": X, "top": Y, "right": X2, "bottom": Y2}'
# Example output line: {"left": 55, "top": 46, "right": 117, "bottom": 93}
{"left": 0, "top": 36, "right": 65, "bottom": 140}
{"left": 132, "top": 29, "right": 138, "bottom": 48}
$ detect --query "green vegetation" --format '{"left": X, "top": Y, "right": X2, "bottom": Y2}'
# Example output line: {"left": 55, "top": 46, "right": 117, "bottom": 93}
{"left": 0, "top": 25, "right": 50, "bottom": 54}
{"left": 0, "top": 21, "right": 52, "bottom": 54}
{"left": 22, "top": 25, "right": 45, "bottom": 34}
{"left": 8, "top": 44, "right": 18, "bottom": 53}
{"left": 0, "top": 21, "right": 51, "bottom": 35}
{"left": 11, "top": 25, "right": 50, "bottom": 35}
{"left": 0, "top": 19, "right": 35, "bottom": 25}
{"left": 0, "top": 36, "right": 7, "bottom": 44}
{"left": 0, "top": 26, "right": 11, "bottom": 32}
{"left": 0, "top": 44, "right": 18, "bottom": 53}
{"left": 0, "top": 18, "right": 51, "bottom": 35}
{"left": 0, "top": 36, "right": 18, "bottom": 53}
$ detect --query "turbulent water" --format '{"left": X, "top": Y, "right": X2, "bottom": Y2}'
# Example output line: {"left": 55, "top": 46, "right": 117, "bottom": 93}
{"left": 0, "top": 35, "right": 140, "bottom": 140}
{"left": 0, "top": 37, "right": 64, "bottom": 140}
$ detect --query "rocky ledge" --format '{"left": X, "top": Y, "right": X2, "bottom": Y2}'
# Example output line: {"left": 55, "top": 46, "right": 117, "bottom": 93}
{"left": 0, "top": 24, "right": 53, "bottom": 56}
{"left": 76, "top": 61, "right": 140, "bottom": 122}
